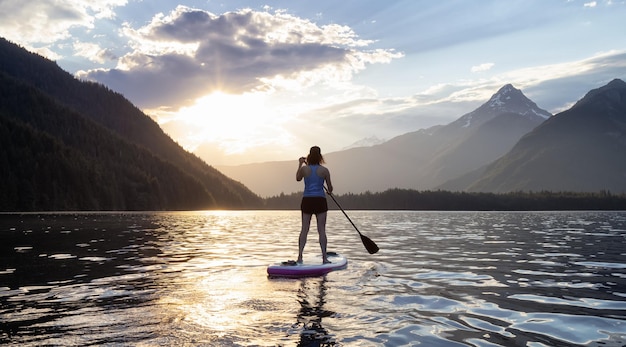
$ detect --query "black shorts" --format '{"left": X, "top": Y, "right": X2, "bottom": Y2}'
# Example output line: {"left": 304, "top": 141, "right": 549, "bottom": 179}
{"left": 301, "top": 197, "right": 328, "bottom": 215}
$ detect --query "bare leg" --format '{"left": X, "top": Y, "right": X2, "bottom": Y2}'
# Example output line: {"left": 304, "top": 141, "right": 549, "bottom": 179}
{"left": 298, "top": 212, "right": 312, "bottom": 263}
{"left": 316, "top": 212, "right": 329, "bottom": 263}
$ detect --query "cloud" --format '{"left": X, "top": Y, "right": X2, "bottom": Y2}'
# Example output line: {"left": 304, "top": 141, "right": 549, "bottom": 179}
{"left": 78, "top": 6, "right": 403, "bottom": 109}
{"left": 584, "top": 1, "right": 598, "bottom": 7}
{"left": 0, "top": 0, "right": 127, "bottom": 45}
{"left": 73, "top": 41, "right": 118, "bottom": 63}
{"left": 404, "top": 50, "right": 626, "bottom": 112}
{"left": 521, "top": 51, "right": 626, "bottom": 112}
{"left": 167, "top": 47, "right": 625, "bottom": 165}
{"left": 471, "top": 63, "right": 495, "bottom": 73}
{"left": 291, "top": 50, "right": 626, "bottom": 140}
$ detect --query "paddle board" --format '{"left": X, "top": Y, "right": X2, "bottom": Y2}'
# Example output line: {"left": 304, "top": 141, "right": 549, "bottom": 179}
{"left": 267, "top": 252, "right": 347, "bottom": 278}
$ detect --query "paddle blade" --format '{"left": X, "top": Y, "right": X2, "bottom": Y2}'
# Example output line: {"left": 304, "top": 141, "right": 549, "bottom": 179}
{"left": 360, "top": 234, "right": 379, "bottom": 254}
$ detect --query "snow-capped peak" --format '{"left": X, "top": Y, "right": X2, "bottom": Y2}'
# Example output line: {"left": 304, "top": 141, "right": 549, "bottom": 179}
{"left": 342, "top": 136, "right": 386, "bottom": 150}
{"left": 487, "top": 84, "right": 516, "bottom": 108}
{"left": 451, "top": 84, "right": 551, "bottom": 129}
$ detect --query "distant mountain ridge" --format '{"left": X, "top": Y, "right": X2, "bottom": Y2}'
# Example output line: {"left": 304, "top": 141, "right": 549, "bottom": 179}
{"left": 218, "top": 84, "right": 553, "bottom": 196}
{"left": 406, "top": 84, "right": 551, "bottom": 188}
{"left": 220, "top": 80, "right": 626, "bottom": 196}
{"left": 447, "top": 78, "right": 626, "bottom": 193}
{"left": 342, "top": 136, "right": 386, "bottom": 150}
{"left": 0, "top": 37, "right": 262, "bottom": 211}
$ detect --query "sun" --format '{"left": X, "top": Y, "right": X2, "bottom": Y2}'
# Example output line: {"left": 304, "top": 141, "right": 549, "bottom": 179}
{"left": 173, "top": 91, "right": 291, "bottom": 155}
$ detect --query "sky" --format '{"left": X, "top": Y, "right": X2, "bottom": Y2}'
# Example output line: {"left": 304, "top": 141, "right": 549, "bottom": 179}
{"left": 1, "top": 0, "right": 625, "bottom": 166}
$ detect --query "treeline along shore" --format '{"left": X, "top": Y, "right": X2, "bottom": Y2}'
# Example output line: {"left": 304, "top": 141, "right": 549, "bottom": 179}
{"left": 262, "top": 189, "right": 626, "bottom": 211}
{"left": 2, "top": 189, "right": 625, "bottom": 212}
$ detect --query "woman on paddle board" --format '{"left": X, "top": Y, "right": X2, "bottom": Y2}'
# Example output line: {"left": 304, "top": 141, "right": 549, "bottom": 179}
{"left": 296, "top": 146, "right": 334, "bottom": 264}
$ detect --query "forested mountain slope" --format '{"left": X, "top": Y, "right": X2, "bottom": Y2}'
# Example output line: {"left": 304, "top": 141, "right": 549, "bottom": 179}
{"left": 0, "top": 38, "right": 261, "bottom": 210}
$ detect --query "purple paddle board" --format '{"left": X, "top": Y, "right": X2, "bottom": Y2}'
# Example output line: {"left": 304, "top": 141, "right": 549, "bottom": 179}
{"left": 267, "top": 252, "right": 347, "bottom": 278}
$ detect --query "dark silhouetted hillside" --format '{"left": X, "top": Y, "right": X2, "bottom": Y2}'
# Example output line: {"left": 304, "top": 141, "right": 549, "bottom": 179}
{"left": 0, "top": 37, "right": 262, "bottom": 211}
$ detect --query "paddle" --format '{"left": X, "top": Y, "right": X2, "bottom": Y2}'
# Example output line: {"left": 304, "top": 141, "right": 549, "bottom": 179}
{"left": 325, "top": 187, "right": 379, "bottom": 254}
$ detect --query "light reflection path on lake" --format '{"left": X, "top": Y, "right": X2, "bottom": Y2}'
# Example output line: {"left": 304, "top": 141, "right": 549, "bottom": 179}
{"left": 0, "top": 210, "right": 625, "bottom": 346}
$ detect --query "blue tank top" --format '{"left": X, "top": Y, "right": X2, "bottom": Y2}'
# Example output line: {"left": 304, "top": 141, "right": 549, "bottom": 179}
{"left": 303, "top": 165, "right": 325, "bottom": 197}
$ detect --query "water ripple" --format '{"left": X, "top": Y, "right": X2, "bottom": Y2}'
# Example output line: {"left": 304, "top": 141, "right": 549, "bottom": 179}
{"left": 0, "top": 211, "right": 625, "bottom": 346}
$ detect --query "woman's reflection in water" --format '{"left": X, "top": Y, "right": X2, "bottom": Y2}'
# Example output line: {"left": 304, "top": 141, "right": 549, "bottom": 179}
{"left": 295, "top": 277, "right": 337, "bottom": 346}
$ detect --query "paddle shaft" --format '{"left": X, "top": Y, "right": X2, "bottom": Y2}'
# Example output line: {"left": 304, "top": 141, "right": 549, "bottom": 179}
{"left": 325, "top": 189, "right": 363, "bottom": 236}
{"left": 324, "top": 187, "right": 379, "bottom": 254}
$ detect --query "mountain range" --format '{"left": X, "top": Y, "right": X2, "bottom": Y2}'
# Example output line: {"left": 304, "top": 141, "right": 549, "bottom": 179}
{"left": 218, "top": 83, "right": 551, "bottom": 196}
{"left": 448, "top": 79, "right": 626, "bottom": 193}
{"left": 218, "top": 80, "right": 626, "bottom": 196}
{"left": 0, "top": 38, "right": 261, "bottom": 211}
{"left": 2, "top": 36, "right": 624, "bottom": 211}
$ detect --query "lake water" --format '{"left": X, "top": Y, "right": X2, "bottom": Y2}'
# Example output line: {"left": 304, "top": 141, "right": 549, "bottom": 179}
{"left": 1, "top": 211, "right": 625, "bottom": 346}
